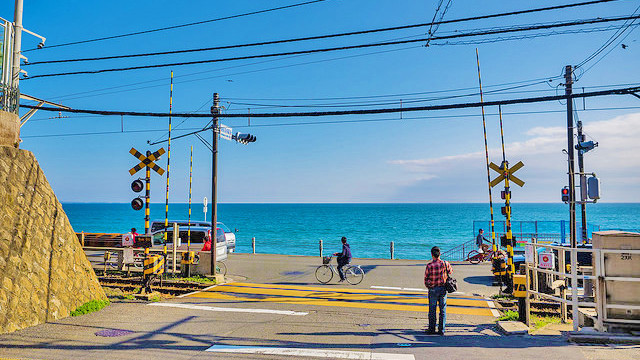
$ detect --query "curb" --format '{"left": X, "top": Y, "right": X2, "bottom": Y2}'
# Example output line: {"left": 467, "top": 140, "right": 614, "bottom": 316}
{"left": 496, "top": 321, "right": 529, "bottom": 335}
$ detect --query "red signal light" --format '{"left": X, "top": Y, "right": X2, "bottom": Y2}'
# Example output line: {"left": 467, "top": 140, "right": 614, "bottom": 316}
{"left": 131, "top": 197, "right": 144, "bottom": 211}
{"left": 131, "top": 179, "right": 144, "bottom": 192}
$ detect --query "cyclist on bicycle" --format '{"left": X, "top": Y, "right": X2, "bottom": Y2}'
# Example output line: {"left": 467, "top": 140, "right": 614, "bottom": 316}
{"left": 333, "top": 236, "right": 352, "bottom": 282}
{"left": 476, "top": 229, "right": 489, "bottom": 254}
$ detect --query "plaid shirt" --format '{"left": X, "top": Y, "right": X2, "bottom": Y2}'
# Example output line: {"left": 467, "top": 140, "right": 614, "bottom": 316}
{"left": 424, "top": 259, "right": 452, "bottom": 289}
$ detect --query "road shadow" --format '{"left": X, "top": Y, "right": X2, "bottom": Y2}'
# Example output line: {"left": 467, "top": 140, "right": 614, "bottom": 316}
{"left": 463, "top": 275, "right": 494, "bottom": 286}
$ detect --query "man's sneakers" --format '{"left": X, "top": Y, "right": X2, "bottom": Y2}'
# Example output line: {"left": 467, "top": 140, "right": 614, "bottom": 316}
{"left": 338, "top": 279, "right": 345, "bottom": 283}
{"left": 424, "top": 329, "right": 445, "bottom": 335}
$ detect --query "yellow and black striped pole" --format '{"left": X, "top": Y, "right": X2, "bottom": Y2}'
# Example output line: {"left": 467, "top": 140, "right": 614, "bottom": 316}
{"left": 187, "top": 145, "right": 193, "bottom": 252}
{"left": 145, "top": 151, "right": 151, "bottom": 236}
{"left": 163, "top": 71, "right": 173, "bottom": 259}
{"left": 499, "top": 106, "right": 516, "bottom": 278}
{"left": 475, "top": 48, "right": 497, "bottom": 253}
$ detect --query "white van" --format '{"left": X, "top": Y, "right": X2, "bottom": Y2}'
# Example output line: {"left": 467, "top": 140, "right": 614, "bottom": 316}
{"left": 150, "top": 225, "right": 227, "bottom": 261}
{"left": 151, "top": 220, "right": 235, "bottom": 253}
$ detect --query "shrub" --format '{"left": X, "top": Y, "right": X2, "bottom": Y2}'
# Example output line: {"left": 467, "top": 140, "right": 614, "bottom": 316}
{"left": 498, "top": 310, "right": 519, "bottom": 321}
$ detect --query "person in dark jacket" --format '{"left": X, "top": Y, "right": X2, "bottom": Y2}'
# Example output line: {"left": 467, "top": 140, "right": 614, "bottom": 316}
{"left": 333, "top": 236, "right": 352, "bottom": 282}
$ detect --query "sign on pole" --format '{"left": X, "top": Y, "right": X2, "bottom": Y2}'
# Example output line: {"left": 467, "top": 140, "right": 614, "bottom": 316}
{"left": 220, "top": 124, "right": 232, "bottom": 141}
{"left": 539, "top": 252, "right": 555, "bottom": 269}
{"left": 524, "top": 244, "right": 534, "bottom": 264}
{"left": 203, "top": 197, "right": 208, "bottom": 220}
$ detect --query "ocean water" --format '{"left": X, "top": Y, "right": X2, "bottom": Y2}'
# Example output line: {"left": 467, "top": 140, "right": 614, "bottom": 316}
{"left": 62, "top": 203, "right": 640, "bottom": 260}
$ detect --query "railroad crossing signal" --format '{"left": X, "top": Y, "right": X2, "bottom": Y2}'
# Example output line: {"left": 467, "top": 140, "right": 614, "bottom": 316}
{"left": 489, "top": 160, "right": 525, "bottom": 188}
{"left": 129, "top": 147, "right": 165, "bottom": 176}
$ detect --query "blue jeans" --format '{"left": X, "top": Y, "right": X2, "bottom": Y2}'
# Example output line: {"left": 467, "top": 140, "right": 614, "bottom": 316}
{"left": 428, "top": 285, "right": 447, "bottom": 332}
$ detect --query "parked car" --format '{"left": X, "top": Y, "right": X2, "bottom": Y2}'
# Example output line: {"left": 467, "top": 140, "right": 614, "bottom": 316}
{"left": 150, "top": 225, "right": 227, "bottom": 261}
{"left": 150, "top": 219, "right": 236, "bottom": 253}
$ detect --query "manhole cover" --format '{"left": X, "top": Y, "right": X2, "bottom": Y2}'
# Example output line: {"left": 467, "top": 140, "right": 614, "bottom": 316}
{"left": 358, "top": 324, "right": 371, "bottom": 327}
{"left": 95, "top": 329, "right": 134, "bottom": 337}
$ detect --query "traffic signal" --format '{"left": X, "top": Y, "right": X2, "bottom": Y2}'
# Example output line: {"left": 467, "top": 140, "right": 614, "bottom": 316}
{"left": 131, "top": 179, "right": 144, "bottom": 192}
{"left": 234, "top": 132, "right": 257, "bottom": 144}
{"left": 131, "top": 197, "right": 144, "bottom": 210}
{"left": 561, "top": 187, "right": 570, "bottom": 203}
{"left": 131, "top": 179, "right": 145, "bottom": 210}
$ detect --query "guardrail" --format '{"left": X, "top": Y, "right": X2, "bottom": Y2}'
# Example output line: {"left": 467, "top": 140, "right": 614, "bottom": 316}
{"left": 523, "top": 242, "right": 640, "bottom": 332}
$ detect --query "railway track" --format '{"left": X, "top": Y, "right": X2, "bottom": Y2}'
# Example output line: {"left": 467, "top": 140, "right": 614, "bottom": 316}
{"left": 98, "top": 276, "right": 212, "bottom": 296}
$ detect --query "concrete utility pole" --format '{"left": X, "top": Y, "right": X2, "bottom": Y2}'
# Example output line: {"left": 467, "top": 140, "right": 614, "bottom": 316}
{"left": 11, "top": 0, "right": 23, "bottom": 87}
{"left": 210, "top": 93, "right": 219, "bottom": 275}
{"left": 564, "top": 65, "right": 577, "bottom": 249}
{"left": 576, "top": 120, "right": 588, "bottom": 244}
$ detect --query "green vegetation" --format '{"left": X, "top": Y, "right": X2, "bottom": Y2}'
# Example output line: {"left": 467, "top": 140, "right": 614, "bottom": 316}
{"left": 167, "top": 275, "right": 217, "bottom": 284}
{"left": 498, "top": 310, "right": 519, "bottom": 321}
{"left": 70, "top": 299, "right": 110, "bottom": 316}
{"left": 491, "top": 294, "right": 516, "bottom": 300}
{"left": 530, "top": 314, "right": 562, "bottom": 330}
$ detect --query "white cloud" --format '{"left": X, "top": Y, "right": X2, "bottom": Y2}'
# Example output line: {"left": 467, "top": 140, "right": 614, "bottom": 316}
{"left": 387, "top": 112, "right": 640, "bottom": 202}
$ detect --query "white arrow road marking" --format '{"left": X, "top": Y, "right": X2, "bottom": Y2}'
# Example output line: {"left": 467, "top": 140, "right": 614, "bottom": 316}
{"left": 148, "top": 302, "right": 308, "bottom": 316}
{"left": 205, "top": 345, "right": 415, "bottom": 359}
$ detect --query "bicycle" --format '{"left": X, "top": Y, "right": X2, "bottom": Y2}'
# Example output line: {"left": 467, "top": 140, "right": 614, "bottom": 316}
{"left": 315, "top": 256, "right": 364, "bottom": 285}
{"left": 467, "top": 247, "right": 505, "bottom": 264}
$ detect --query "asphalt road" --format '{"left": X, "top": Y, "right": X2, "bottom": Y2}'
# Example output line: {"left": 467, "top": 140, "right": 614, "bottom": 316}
{"left": 1, "top": 253, "right": 638, "bottom": 360}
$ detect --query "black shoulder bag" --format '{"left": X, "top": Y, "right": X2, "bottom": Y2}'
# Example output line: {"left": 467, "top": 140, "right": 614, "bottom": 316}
{"left": 444, "top": 263, "right": 457, "bottom": 293}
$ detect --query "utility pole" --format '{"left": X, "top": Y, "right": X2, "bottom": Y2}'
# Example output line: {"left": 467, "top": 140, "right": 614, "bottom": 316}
{"left": 210, "top": 93, "right": 219, "bottom": 275}
{"left": 564, "top": 65, "right": 577, "bottom": 249}
{"left": 12, "top": 0, "right": 23, "bottom": 87}
{"left": 576, "top": 120, "right": 588, "bottom": 244}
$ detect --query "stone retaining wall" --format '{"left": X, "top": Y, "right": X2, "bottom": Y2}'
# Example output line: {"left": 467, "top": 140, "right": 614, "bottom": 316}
{"left": 0, "top": 146, "right": 105, "bottom": 334}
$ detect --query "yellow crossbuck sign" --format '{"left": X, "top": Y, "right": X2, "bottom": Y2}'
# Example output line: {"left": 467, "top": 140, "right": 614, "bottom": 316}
{"left": 489, "top": 161, "right": 524, "bottom": 188}
{"left": 129, "top": 147, "right": 166, "bottom": 176}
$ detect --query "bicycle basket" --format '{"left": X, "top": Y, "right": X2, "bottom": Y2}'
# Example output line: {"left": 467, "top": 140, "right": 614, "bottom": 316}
{"left": 322, "top": 256, "right": 331, "bottom": 264}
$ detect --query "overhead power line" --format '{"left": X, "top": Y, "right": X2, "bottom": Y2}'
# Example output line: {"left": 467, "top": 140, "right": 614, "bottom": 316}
{"left": 20, "top": 86, "right": 640, "bottom": 120}
{"left": 23, "top": 0, "right": 326, "bottom": 52}
{"left": 24, "top": 15, "right": 640, "bottom": 80}
{"left": 20, "top": 105, "right": 640, "bottom": 139}
{"left": 25, "top": 0, "right": 618, "bottom": 65}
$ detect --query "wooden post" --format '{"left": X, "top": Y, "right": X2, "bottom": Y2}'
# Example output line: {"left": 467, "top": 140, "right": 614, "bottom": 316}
{"left": 81, "top": 231, "right": 85, "bottom": 247}
{"left": 252, "top": 237, "right": 256, "bottom": 254}
{"left": 390, "top": 241, "right": 395, "bottom": 260}
{"left": 319, "top": 239, "right": 323, "bottom": 258}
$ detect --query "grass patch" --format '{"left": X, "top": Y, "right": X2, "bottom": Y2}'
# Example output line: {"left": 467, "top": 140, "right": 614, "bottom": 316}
{"left": 491, "top": 294, "right": 516, "bottom": 300}
{"left": 167, "top": 275, "right": 216, "bottom": 284}
{"left": 530, "top": 314, "right": 562, "bottom": 330}
{"left": 498, "top": 310, "right": 519, "bottom": 321}
{"left": 70, "top": 299, "right": 110, "bottom": 316}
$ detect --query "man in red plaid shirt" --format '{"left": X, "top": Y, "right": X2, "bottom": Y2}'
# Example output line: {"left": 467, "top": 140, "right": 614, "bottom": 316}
{"left": 424, "top": 246, "right": 452, "bottom": 335}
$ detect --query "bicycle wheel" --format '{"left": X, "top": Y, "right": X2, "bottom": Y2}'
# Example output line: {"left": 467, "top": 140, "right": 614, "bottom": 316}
{"left": 345, "top": 265, "right": 364, "bottom": 285}
{"left": 215, "top": 261, "right": 227, "bottom": 276}
{"left": 315, "top": 265, "right": 333, "bottom": 284}
{"left": 467, "top": 250, "right": 482, "bottom": 264}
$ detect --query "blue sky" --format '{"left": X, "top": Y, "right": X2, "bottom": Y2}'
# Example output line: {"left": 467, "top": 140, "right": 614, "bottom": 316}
{"left": 4, "top": 0, "right": 640, "bottom": 203}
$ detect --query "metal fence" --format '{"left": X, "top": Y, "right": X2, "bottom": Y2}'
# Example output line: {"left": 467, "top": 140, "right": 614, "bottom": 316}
{"left": 1, "top": 19, "right": 18, "bottom": 114}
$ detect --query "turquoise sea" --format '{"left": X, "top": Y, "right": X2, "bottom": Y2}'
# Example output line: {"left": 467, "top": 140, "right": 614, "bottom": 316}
{"left": 62, "top": 203, "right": 640, "bottom": 260}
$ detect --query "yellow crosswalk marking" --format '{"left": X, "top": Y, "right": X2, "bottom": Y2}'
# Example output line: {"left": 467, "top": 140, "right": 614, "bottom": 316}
{"left": 187, "top": 282, "right": 496, "bottom": 317}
